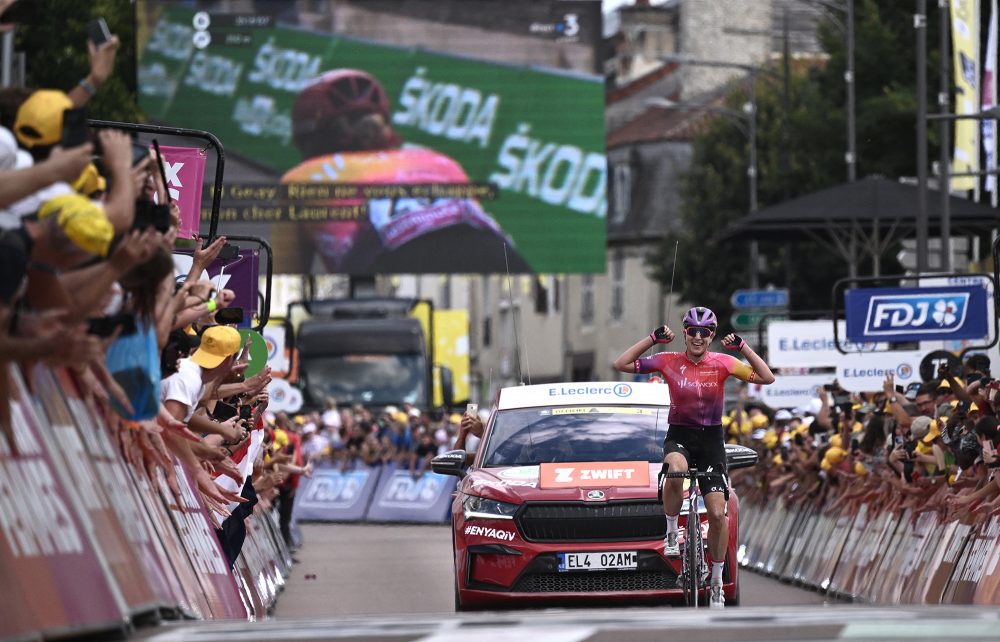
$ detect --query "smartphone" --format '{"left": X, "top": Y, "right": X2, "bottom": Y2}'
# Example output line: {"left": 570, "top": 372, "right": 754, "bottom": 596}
{"left": 823, "top": 383, "right": 837, "bottom": 391}
{"left": 86, "top": 17, "right": 112, "bottom": 46}
{"left": 895, "top": 385, "right": 905, "bottom": 394}
{"left": 133, "top": 200, "right": 172, "bottom": 233}
{"left": 61, "top": 108, "right": 90, "bottom": 148}
{"left": 131, "top": 141, "right": 150, "bottom": 167}
{"left": 87, "top": 312, "right": 137, "bottom": 338}
{"left": 466, "top": 403, "right": 478, "bottom": 416}
{"left": 0, "top": 0, "right": 39, "bottom": 24}
{"left": 217, "top": 243, "right": 240, "bottom": 261}
{"left": 211, "top": 401, "right": 238, "bottom": 422}
{"left": 239, "top": 405, "right": 253, "bottom": 421}
{"left": 214, "top": 307, "right": 244, "bottom": 324}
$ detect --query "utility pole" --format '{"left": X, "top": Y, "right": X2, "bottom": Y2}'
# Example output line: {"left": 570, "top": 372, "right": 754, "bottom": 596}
{"left": 939, "top": 0, "right": 952, "bottom": 271}
{"left": 916, "top": 0, "right": 930, "bottom": 273}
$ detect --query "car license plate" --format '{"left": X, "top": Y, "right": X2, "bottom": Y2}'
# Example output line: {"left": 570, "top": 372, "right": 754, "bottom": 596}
{"left": 557, "top": 551, "right": 638, "bottom": 572}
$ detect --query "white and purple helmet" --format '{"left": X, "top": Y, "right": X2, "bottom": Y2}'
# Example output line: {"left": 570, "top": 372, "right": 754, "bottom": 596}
{"left": 682, "top": 306, "right": 717, "bottom": 329}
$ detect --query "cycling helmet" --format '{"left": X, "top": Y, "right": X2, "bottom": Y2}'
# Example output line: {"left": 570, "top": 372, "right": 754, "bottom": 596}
{"left": 291, "top": 69, "right": 395, "bottom": 156}
{"left": 682, "top": 306, "right": 717, "bottom": 328}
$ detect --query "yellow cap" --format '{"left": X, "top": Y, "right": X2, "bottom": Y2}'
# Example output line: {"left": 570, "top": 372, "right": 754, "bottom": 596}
{"left": 921, "top": 419, "right": 942, "bottom": 443}
{"left": 14, "top": 90, "right": 74, "bottom": 149}
{"left": 71, "top": 162, "right": 106, "bottom": 197}
{"left": 190, "top": 326, "right": 242, "bottom": 369}
{"left": 970, "top": 403, "right": 981, "bottom": 413}
{"left": 825, "top": 445, "right": 847, "bottom": 465}
{"left": 751, "top": 414, "right": 769, "bottom": 428}
{"left": 38, "top": 193, "right": 113, "bottom": 257}
{"left": 820, "top": 458, "right": 832, "bottom": 471}
{"left": 852, "top": 421, "right": 863, "bottom": 433}
{"left": 741, "top": 420, "right": 752, "bottom": 435}
{"left": 449, "top": 413, "right": 463, "bottom": 424}
{"left": 829, "top": 434, "right": 843, "bottom": 449}
{"left": 763, "top": 430, "right": 778, "bottom": 449}
{"left": 294, "top": 415, "right": 306, "bottom": 425}
{"left": 772, "top": 454, "right": 783, "bottom": 466}
{"left": 854, "top": 461, "right": 868, "bottom": 476}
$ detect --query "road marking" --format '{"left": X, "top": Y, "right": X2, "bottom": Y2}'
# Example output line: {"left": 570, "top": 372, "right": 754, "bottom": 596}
{"left": 415, "top": 627, "right": 595, "bottom": 642}
{"left": 842, "top": 621, "right": 1000, "bottom": 638}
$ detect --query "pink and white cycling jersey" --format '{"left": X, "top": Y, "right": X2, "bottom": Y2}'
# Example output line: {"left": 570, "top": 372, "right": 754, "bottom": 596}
{"left": 634, "top": 351, "right": 756, "bottom": 426}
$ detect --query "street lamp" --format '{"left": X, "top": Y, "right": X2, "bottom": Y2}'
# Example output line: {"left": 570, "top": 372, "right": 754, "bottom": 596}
{"left": 658, "top": 55, "right": 770, "bottom": 288}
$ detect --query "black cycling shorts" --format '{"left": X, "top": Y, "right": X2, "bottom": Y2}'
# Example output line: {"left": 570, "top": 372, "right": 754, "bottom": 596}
{"left": 663, "top": 425, "right": 728, "bottom": 496}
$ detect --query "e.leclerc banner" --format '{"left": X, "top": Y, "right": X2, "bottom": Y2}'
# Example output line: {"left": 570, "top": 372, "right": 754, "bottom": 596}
{"left": 138, "top": 7, "right": 606, "bottom": 274}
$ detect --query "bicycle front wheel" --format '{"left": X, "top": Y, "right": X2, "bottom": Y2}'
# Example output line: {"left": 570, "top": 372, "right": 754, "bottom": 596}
{"left": 684, "top": 522, "right": 700, "bottom": 607}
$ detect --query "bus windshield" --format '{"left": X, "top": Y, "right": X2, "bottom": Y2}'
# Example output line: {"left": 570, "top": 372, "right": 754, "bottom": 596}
{"left": 300, "top": 353, "right": 427, "bottom": 407}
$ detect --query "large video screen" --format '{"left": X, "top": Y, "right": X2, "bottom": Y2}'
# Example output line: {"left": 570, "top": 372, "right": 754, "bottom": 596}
{"left": 137, "top": 0, "right": 606, "bottom": 275}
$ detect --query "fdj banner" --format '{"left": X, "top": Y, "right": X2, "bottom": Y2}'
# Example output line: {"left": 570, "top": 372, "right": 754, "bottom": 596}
{"left": 137, "top": 6, "right": 605, "bottom": 275}
{"left": 365, "top": 464, "right": 457, "bottom": 523}
{"left": 844, "top": 285, "right": 990, "bottom": 343}
{"left": 156, "top": 145, "right": 206, "bottom": 240}
{"left": 293, "top": 465, "right": 380, "bottom": 522}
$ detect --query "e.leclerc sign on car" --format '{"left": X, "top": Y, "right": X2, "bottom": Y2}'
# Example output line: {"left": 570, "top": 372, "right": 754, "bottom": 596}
{"left": 844, "top": 285, "right": 990, "bottom": 343}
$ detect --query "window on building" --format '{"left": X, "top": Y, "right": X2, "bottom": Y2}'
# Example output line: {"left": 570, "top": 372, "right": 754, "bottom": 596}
{"left": 611, "top": 251, "right": 625, "bottom": 321}
{"left": 581, "top": 275, "right": 594, "bottom": 325}
{"left": 612, "top": 161, "right": 632, "bottom": 223}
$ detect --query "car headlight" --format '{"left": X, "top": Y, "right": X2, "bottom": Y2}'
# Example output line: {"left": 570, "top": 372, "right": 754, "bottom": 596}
{"left": 462, "top": 494, "right": 518, "bottom": 520}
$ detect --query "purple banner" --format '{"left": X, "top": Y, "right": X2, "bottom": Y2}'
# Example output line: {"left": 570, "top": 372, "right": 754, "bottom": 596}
{"left": 364, "top": 463, "right": 456, "bottom": 523}
{"left": 173, "top": 248, "right": 260, "bottom": 321}
{"left": 293, "top": 464, "right": 381, "bottom": 522}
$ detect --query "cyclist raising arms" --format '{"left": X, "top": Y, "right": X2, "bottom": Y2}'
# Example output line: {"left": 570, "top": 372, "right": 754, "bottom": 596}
{"left": 613, "top": 306, "right": 775, "bottom": 608}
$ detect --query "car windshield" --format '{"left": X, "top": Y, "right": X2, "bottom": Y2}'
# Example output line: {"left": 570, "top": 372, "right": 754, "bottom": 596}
{"left": 300, "top": 353, "right": 426, "bottom": 406}
{"left": 481, "top": 405, "right": 669, "bottom": 466}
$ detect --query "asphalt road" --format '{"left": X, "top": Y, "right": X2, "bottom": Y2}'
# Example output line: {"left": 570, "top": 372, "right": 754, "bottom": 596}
{"left": 272, "top": 523, "right": 833, "bottom": 618}
{"left": 142, "top": 523, "right": 1000, "bottom": 642}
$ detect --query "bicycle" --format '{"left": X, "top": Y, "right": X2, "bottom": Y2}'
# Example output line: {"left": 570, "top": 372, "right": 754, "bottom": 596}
{"left": 660, "top": 468, "right": 718, "bottom": 607}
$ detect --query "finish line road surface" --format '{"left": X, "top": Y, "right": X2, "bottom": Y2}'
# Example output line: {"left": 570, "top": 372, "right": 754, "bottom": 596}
{"left": 139, "top": 524, "right": 1000, "bottom": 641}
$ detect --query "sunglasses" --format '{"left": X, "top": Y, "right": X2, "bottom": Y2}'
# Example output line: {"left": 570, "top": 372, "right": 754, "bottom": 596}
{"left": 684, "top": 326, "right": 715, "bottom": 339}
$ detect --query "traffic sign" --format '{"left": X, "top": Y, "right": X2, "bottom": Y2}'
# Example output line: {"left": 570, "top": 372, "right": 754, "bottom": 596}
{"left": 731, "top": 311, "right": 788, "bottom": 331}
{"left": 730, "top": 289, "right": 789, "bottom": 309}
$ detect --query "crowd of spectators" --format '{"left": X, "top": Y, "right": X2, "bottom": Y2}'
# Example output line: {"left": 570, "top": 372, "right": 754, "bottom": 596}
{"left": 728, "top": 354, "right": 1000, "bottom": 524}
{"left": 292, "top": 398, "right": 484, "bottom": 475}
{"left": 0, "top": 23, "right": 312, "bottom": 566}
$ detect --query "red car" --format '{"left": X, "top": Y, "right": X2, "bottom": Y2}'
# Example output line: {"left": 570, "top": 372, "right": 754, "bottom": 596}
{"left": 432, "top": 382, "right": 758, "bottom": 610}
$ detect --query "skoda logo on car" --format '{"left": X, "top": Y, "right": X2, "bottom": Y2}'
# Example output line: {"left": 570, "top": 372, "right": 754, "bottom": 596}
{"left": 586, "top": 490, "right": 605, "bottom": 501}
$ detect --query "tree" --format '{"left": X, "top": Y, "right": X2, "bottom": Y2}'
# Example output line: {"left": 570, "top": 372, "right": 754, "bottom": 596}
{"left": 13, "top": 0, "right": 139, "bottom": 123}
{"left": 648, "top": 0, "right": 941, "bottom": 327}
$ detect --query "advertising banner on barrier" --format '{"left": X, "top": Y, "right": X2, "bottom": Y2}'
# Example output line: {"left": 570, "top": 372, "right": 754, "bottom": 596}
{"left": 294, "top": 464, "right": 381, "bottom": 522}
{"left": 0, "top": 366, "right": 123, "bottom": 641}
{"left": 844, "top": 284, "right": 991, "bottom": 343}
{"left": 756, "top": 374, "right": 831, "bottom": 410}
{"left": 156, "top": 145, "right": 206, "bottom": 239}
{"left": 835, "top": 349, "right": 923, "bottom": 392}
{"left": 173, "top": 248, "right": 261, "bottom": 321}
{"left": 365, "top": 463, "right": 457, "bottom": 523}
{"left": 30, "top": 367, "right": 160, "bottom": 615}
{"left": 766, "top": 320, "right": 887, "bottom": 368}
{"left": 160, "top": 463, "right": 247, "bottom": 619}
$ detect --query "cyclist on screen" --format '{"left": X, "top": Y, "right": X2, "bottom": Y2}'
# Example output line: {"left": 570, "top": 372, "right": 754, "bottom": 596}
{"left": 612, "top": 306, "right": 775, "bottom": 608}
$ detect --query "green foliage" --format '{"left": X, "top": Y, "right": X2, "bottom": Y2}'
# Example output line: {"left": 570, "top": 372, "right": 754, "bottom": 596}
{"left": 649, "top": 0, "right": 932, "bottom": 326}
{"left": 14, "top": 0, "right": 139, "bottom": 123}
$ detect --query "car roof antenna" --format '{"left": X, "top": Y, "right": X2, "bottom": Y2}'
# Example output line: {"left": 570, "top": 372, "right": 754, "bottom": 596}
{"left": 503, "top": 242, "right": 529, "bottom": 385}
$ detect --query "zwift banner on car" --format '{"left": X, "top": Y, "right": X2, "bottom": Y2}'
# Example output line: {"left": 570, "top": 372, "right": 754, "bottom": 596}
{"left": 844, "top": 285, "right": 991, "bottom": 344}
{"left": 136, "top": 2, "right": 605, "bottom": 275}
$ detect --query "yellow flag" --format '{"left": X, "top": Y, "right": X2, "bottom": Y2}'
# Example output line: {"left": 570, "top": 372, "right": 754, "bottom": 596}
{"left": 951, "top": 0, "right": 981, "bottom": 192}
